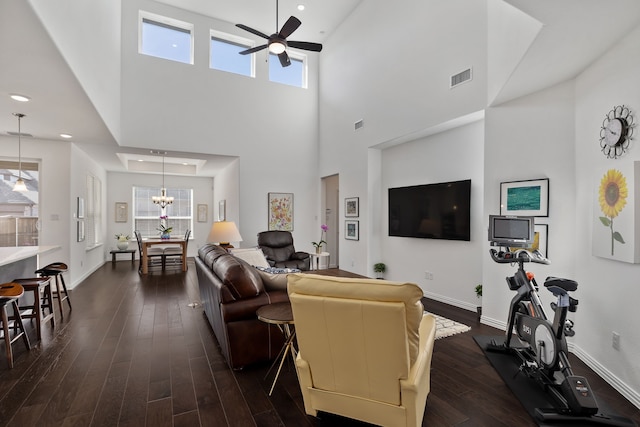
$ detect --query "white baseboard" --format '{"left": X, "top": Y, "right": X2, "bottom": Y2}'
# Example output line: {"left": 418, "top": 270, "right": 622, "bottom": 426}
{"left": 425, "top": 291, "right": 640, "bottom": 410}
{"left": 569, "top": 343, "right": 640, "bottom": 410}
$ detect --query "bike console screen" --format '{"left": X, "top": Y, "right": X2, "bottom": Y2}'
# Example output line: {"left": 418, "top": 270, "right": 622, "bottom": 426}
{"left": 488, "top": 215, "right": 534, "bottom": 247}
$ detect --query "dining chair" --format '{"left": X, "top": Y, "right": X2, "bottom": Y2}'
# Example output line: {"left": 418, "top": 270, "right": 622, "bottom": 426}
{"left": 134, "top": 230, "right": 165, "bottom": 272}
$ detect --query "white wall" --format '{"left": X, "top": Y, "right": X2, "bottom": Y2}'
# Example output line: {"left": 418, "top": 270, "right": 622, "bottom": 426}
{"left": 69, "top": 145, "right": 108, "bottom": 288}
{"left": 118, "top": 0, "right": 320, "bottom": 252}
{"left": 483, "top": 81, "right": 576, "bottom": 330}
{"left": 381, "top": 121, "right": 485, "bottom": 308}
{"left": 107, "top": 171, "right": 214, "bottom": 258}
{"left": 574, "top": 25, "right": 640, "bottom": 405}
{"left": 29, "top": 0, "right": 122, "bottom": 140}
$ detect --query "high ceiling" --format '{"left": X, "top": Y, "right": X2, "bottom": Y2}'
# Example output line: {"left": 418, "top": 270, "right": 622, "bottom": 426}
{"left": 1, "top": 0, "right": 639, "bottom": 177}
{"left": 0, "top": 0, "right": 361, "bottom": 177}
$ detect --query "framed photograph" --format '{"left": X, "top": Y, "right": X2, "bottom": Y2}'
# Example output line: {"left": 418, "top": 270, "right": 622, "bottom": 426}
{"left": 115, "top": 202, "right": 128, "bottom": 223}
{"left": 511, "top": 224, "right": 548, "bottom": 257}
{"left": 77, "top": 220, "right": 85, "bottom": 242}
{"left": 500, "top": 178, "right": 549, "bottom": 217}
{"left": 197, "top": 204, "right": 208, "bottom": 222}
{"left": 77, "top": 197, "right": 85, "bottom": 219}
{"left": 345, "top": 220, "right": 359, "bottom": 240}
{"left": 345, "top": 197, "right": 359, "bottom": 217}
{"left": 268, "top": 193, "right": 294, "bottom": 231}
{"left": 218, "top": 200, "right": 226, "bottom": 221}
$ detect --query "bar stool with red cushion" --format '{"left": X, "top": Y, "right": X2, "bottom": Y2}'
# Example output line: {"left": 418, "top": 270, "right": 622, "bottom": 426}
{"left": 0, "top": 282, "right": 31, "bottom": 368}
{"left": 12, "top": 277, "right": 55, "bottom": 341}
{"left": 35, "top": 262, "right": 71, "bottom": 319}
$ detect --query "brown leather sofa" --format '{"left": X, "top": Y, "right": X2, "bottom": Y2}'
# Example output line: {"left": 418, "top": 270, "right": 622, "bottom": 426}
{"left": 195, "top": 244, "right": 289, "bottom": 369}
{"left": 257, "top": 230, "right": 311, "bottom": 270}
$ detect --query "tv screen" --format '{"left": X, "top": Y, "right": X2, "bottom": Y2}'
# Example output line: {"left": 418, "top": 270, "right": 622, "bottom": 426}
{"left": 388, "top": 179, "right": 471, "bottom": 241}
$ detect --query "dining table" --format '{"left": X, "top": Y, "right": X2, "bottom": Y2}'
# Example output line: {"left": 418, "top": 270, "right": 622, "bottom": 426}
{"left": 141, "top": 238, "right": 187, "bottom": 274}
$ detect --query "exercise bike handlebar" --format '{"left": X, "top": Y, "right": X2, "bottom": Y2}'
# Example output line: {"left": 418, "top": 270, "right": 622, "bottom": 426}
{"left": 489, "top": 248, "right": 551, "bottom": 265}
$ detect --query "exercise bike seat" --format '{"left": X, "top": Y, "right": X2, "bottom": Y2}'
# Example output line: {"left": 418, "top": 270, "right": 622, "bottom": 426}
{"left": 544, "top": 276, "right": 577, "bottom": 294}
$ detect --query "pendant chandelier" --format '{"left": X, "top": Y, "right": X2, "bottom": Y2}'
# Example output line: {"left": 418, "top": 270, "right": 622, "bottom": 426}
{"left": 12, "top": 113, "right": 28, "bottom": 192}
{"left": 152, "top": 152, "right": 174, "bottom": 208}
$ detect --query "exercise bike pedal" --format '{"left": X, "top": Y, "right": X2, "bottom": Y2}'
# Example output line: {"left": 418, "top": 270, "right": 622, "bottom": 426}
{"left": 486, "top": 339, "right": 509, "bottom": 353}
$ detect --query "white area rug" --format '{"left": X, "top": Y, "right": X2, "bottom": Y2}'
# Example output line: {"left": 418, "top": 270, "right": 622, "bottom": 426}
{"left": 427, "top": 313, "right": 471, "bottom": 340}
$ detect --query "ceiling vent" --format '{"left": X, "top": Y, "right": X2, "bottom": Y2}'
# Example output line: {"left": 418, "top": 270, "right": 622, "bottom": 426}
{"left": 450, "top": 67, "right": 472, "bottom": 88}
{"left": 354, "top": 119, "right": 364, "bottom": 131}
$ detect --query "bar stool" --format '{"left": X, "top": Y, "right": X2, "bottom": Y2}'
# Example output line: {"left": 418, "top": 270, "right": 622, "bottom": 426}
{"left": 36, "top": 262, "right": 72, "bottom": 319}
{"left": 12, "top": 277, "right": 55, "bottom": 341}
{"left": 0, "top": 282, "right": 31, "bottom": 368}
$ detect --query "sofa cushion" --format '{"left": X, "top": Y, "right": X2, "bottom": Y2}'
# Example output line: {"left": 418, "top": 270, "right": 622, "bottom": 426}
{"left": 213, "top": 254, "right": 265, "bottom": 299}
{"left": 198, "top": 244, "right": 229, "bottom": 269}
{"left": 254, "top": 266, "right": 301, "bottom": 292}
{"left": 228, "top": 247, "right": 271, "bottom": 268}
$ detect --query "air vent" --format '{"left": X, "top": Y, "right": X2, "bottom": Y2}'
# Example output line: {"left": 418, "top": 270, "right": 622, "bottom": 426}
{"left": 354, "top": 119, "right": 364, "bottom": 131}
{"left": 450, "top": 67, "right": 472, "bottom": 88}
{"left": 7, "top": 131, "right": 33, "bottom": 137}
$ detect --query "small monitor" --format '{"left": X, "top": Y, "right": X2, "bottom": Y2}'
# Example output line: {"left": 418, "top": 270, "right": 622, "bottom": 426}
{"left": 488, "top": 215, "right": 534, "bottom": 246}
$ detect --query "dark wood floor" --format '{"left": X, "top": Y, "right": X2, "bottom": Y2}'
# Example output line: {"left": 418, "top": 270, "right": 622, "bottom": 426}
{"left": 1, "top": 260, "right": 638, "bottom": 426}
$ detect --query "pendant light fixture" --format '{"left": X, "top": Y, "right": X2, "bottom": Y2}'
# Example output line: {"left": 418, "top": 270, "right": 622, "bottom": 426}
{"left": 151, "top": 151, "right": 174, "bottom": 208}
{"left": 12, "top": 113, "right": 28, "bottom": 192}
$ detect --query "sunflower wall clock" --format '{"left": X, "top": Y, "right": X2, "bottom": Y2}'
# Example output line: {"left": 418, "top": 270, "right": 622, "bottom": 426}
{"left": 599, "top": 105, "right": 634, "bottom": 159}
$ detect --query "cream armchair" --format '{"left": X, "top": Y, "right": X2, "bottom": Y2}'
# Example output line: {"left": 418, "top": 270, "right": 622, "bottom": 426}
{"left": 288, "top": 273, "right": 436, "bottom": 427}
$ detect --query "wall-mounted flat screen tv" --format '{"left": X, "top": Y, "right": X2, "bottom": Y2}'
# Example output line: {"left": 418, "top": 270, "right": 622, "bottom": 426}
{"left": 388, "top": 179, "right": 471, "bottom": 241}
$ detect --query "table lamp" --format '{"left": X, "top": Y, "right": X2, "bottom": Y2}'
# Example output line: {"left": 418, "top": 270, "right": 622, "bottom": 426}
{"left": 207, "top": 221, "right": 243, "bottom": 250}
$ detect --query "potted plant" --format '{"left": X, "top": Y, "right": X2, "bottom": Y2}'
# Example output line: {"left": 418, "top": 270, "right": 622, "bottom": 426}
{"left": 115, "top": 233, "right": 130, "bottom": 250}
{"left": 373, "top": 262, "right": 386, "bottom": 279}
{"left": 475, "top": 284, "right": 483, "bottom": 320}
{"left": 311, "top": 224, "right": 328, "bottom": 254}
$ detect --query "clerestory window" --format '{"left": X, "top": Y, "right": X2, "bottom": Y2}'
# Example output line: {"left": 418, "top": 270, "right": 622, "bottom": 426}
{"left": 139, "top": 11, "right": 194, "bottom": 65}
{"left": 269, "top": 53, "right": 306, "bottom": 88}
{"left": 210, "top": 30, "right": 254, "bottom": 77}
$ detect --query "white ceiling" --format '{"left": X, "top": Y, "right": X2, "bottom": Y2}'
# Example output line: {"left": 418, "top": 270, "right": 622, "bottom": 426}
{"left": 0, "top": 0, "right": 361, "bottom": 177}
{"left": 1, "top": 0, "right": 639, "bottom": 177}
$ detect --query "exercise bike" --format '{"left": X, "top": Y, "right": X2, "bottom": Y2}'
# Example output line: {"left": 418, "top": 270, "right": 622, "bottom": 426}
{"left": 488, "top": 246, "right": 637, "bottom": 426}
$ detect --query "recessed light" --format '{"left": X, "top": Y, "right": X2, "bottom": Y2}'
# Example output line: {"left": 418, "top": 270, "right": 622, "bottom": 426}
{"left": 60, "top": 133, "right": 73, "bottom": 139}
{"left": 10, "top": 94, "right": 31, "bottom": 102}
{"left": 297, "top": 4, "right": 305, "bottom": 11}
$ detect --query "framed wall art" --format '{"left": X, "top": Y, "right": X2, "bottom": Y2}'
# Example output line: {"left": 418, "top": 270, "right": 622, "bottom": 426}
{"left": 197, "top": 204, "right": 208, "bottom": 223}
{"left": 500, "top": 178, "right": 549, "bottom": 217}
{"left": 218, "top": 200, "right": 226, "bottom": 221}
{"left": 77, "top": 220, "right": 85, "bottom": 242}
{"left": 115, "top": 202, "right": 128, "bottom": 223}
{"left": 77, "top": 196, "right": 85, "bottom": 219}
{"left": 345, "top": 220, "right": 359, "bottom": 240}
{"left": 268, "top": 192, "right": 294, "bottom": 231}
{"left": 345, "top": 197, "right": 359, "bottom": 217}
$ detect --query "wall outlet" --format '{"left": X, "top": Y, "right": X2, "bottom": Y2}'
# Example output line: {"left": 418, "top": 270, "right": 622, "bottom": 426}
{"left": 612, "top": 331, "right": 620, "bottom": 350}
{"left": 424, "top": 271, "right": 433, "bottom": 280}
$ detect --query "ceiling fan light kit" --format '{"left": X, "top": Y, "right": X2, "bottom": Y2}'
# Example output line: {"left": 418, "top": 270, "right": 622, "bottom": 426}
{"left": 236, "top": 0, "right": 322, "bottom": 67}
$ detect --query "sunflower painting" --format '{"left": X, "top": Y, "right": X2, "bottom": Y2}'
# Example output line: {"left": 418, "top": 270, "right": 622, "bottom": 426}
{"left": 598, "top": 169, "right": 628, "bottom": 255}
{"left": 593, "top": 165, "right": 638, "bottom": 263}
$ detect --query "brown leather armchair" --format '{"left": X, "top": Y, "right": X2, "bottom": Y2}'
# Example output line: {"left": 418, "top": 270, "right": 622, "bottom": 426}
{"left": 257, "top": 231, "right": 310, "bottom": 271}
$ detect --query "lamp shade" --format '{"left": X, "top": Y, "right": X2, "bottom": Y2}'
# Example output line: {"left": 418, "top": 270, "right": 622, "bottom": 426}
{"left": 207, "top": 221, "right": 243, "bottom": 245}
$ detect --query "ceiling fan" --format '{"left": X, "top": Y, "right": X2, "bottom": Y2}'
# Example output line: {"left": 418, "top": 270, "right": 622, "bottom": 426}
{"left": 236, "top": 0, "right": 323, "bottom": 67}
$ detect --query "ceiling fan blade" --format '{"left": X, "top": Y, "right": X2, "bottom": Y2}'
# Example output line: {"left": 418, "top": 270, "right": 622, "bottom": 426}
{"left": 236, "top": 24, "right": 270, "bottom": 40}
{"left": 287, "top": 41, "right": 323, "bottom": 52}
{"left": 239, "top": 44, "right": 267, "bottom": 55}
{"left": 278, "top": 16, "right": 301, "bottom": 39}
{"left": 278, "top": 51, "right": 291, "bottom": 67}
